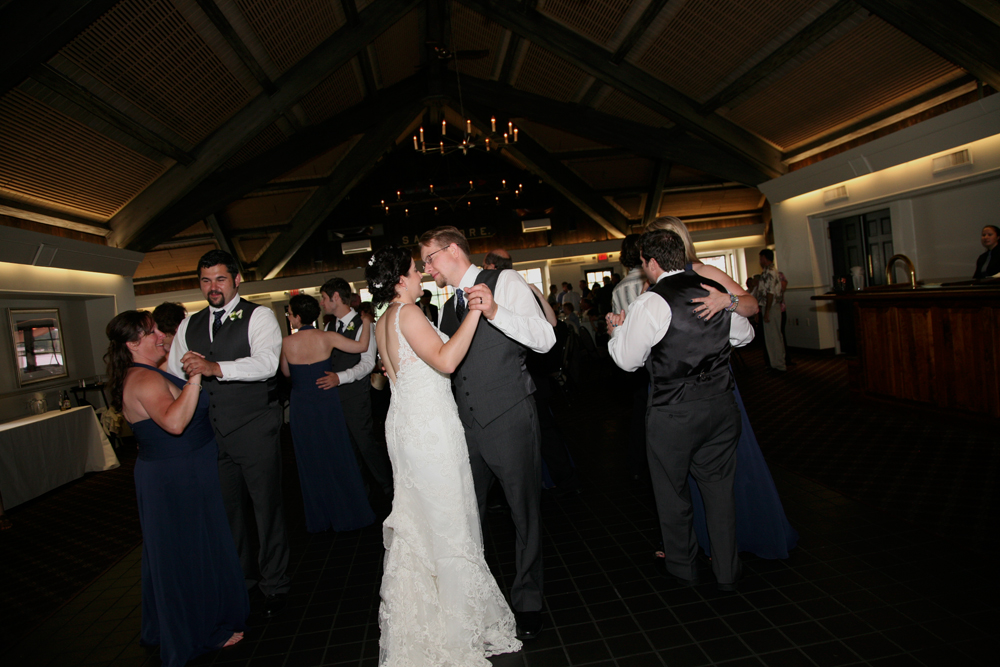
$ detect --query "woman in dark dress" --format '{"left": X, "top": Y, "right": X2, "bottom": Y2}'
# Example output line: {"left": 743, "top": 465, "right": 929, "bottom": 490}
{"left": 280, "top": 294, "right": 375, "bottom": 533}
{"left": 106, "top": 311, "right": 248, "bottom": 667}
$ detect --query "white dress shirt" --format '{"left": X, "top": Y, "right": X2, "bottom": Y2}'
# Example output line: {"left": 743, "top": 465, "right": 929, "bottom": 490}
{"left": 324, "top": 308, "right": 376, "bottom": 384}
{"left": 612, "top": 266, "right": 646, "bottom": 315}
{"left": 445, "top": 265, "right": 556, "bottom": 354}
{"left": 608, "top": 270, "right": 754, "bottom": 373}
{"left": 167, "top": 293, "right": 282, "bottom": 381}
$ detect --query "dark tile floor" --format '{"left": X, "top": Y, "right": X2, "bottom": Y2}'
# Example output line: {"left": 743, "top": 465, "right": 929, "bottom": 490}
{"left": 4, "top": 348, "right": 996, "bottom": 666}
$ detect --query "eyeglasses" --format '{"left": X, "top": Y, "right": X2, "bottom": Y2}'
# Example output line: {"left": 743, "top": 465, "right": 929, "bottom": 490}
{"left": 421, "top": 245, "right": 449, "bottom": 271}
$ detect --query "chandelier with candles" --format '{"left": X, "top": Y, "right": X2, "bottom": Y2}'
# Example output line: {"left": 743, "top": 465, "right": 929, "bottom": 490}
{"left": 413, "top": 116, "right": 518, "bottom": 156}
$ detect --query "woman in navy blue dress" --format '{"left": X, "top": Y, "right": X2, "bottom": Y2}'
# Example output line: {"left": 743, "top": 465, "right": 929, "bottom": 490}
{"left": 106, "top": 311, "right": 248, "bottom": 667}
{"left": 280, "top": 294, "right": 375, "bottom": 533}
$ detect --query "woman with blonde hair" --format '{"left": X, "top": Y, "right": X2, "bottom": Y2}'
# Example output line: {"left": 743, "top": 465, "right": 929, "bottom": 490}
{"left": 644, "top": 216, "right": 798, "bottom": 561}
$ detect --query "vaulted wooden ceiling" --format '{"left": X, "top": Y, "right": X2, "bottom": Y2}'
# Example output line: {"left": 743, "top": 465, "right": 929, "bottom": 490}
{"left": 1, "top": 0, "right": 997, "bottom": 290}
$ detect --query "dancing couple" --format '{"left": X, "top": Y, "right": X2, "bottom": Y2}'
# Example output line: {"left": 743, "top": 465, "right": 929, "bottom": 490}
{"left": 365, "top": 226, "right": 555, "bottom": 666}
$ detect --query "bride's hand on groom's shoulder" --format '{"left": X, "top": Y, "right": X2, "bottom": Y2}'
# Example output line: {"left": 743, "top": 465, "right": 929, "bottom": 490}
{"left": 464, "top": 284, "right": 495, "bottom": 319}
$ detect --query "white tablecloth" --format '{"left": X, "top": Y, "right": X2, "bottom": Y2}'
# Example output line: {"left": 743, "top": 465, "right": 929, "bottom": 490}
{"left": 0, "top": 406, "right": 120, "bottom": 509}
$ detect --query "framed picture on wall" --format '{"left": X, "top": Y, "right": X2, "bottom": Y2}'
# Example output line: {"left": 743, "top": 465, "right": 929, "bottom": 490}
{"left": 8, "top": 308, "right": 68, "bottom": 387}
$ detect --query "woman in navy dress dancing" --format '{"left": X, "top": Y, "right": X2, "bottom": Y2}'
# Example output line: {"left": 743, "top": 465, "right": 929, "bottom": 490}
{"left": 106, "top": 311, "right": 248, "bottom": 667}
{"left": 280, "top": 294, "right": 375, "bottom": 533}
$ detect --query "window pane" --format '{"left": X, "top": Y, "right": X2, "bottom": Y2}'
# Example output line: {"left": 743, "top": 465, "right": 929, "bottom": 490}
{"left": 699, "top": 255, "right": 729, "bottom": 277}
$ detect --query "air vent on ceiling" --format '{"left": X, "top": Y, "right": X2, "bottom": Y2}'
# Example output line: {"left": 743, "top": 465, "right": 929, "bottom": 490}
{"left": 932, "top": 149, "right": 972, "bottom": 174}
{"left": 823, "top": 185, "right": 849, "bottom": 204}
{"left": 522, "top": 218, "right": 552, "bottom": 233}
{"left": 342, "top": 240, "right": 372, "bottom": 255}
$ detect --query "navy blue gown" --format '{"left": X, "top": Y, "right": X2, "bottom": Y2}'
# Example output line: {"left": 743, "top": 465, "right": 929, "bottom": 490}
{"left": 287, "top": 331, "right": 375, "bottom": 533}
{"left": 129, "top": 364, "right": 248, "bottom": 667}
{"left": 689, "top": 382, "right": 798, "bottom": 559}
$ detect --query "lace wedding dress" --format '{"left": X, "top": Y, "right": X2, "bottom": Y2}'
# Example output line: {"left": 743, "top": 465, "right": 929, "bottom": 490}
{"left": 379, "top": 303, "right": 521, "bottom": 666}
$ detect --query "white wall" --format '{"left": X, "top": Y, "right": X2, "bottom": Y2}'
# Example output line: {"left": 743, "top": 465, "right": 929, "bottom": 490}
{"left": 761, "top": 94, "right": 1000, "bottom": 350}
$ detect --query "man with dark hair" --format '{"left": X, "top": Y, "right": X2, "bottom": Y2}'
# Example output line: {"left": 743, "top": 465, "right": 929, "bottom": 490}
{"left": 612, "top": 234, "right": 644, "bottom": 315}
{"left": 752, "top": 249, "right": 786, "bottom": 372}
{"left": 974, "top": 224, "right": 1000, "bottom": 279}
{"left": 611, "top": 233, "right": 649, "bottom": 482}
{"left": 418, "top": 289, "right": 438, "bottom": 323}
{"left": 419, "top": 227, "right": 555, "bottom": 640}
{"left": 168, "top": 249, "right": 290, "bottom": 617}
{"left": 317, "top": 277, "right": 393, "bottom": 502}
{"left": 607, "top": 230, "right": 753, "bottom": 592}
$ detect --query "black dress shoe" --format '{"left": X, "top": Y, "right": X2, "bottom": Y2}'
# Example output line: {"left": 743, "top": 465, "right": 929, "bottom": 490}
{"left": 652, "top": 554, "right": 699, "bottom": 587}
{"left": 262, "top": 593, "right": 287, "bottom": 619}
{"left": 514, "top": 611, "right": 543, "bottom": 640}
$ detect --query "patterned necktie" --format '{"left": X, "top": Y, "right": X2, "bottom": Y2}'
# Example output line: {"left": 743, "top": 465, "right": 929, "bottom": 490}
{"left": 212, "top": 310, "right": 225, "bottom": 339}
{"left": 455, "top": 288, "right": 467, "bottom": 322}
{"left": 336, "top": 320, "right": 345, "bottom": 334}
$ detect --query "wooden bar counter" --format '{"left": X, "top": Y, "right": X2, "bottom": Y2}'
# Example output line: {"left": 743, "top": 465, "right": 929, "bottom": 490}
{"left": 814, "top": 283, "right": 1000, "bottom": 418}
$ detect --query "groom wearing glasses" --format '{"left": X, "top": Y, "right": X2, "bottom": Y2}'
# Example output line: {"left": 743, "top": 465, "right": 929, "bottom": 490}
{"left": 419, "top": 226, "right": 555, "bottom": 640}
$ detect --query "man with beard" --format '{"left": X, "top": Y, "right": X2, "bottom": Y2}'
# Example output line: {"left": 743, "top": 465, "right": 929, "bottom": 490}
{"left": 168, "top": 250, "right": 290, "bottom": 618}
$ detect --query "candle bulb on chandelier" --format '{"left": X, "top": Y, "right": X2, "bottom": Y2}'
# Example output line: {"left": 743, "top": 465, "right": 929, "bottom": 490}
{"left": 491, "top": 116, "right": 496, "bottom": 133}
{"left": 504, "top": 132, "right": 508, "bottom": 144}
{"left": 396, "top": 190, "right": 401, "bottom": 201}
{"left": 513, "top": 128, "right": 518, "bottom": 142}
{"left": 429, "top": 183, "right": 434, "bottom": 193}
{"left": 419, "top": 127, "right": 424, "bottom": 143}
{"left": 440, "top": 140, "right": 444, "bottom": 153}
{"left": 442, "top": 119, "right": 446, "bottom": 135}
{"left": 485, "top": 138, "right": 490, "bottom": 151}
{"left": 466, "top": 120, "right": 471, "bottom": 134}
{"left": 508, "top": 121, "right": 513, "bottom": 135}
{"left": 469, "top": 180, "right": 473, "bottom": 189}
{"left": 502, "top": 179, "right": 506, "bottom": 188}
{"left": 413, "top": 135, "right": 418, "bottom": 150}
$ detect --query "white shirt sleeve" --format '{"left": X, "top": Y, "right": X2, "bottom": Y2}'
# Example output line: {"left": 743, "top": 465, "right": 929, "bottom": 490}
{"left": 607, "top": 292, "right": 672, "bottom": 372}
{"left": 489, "top": 270, "right": 557, "bottom": 353}
{"left": 215, "top": 306, "right": 282, "bottom": 381}
{"left": 729, "top": 313, "right": 755, "bottom": 348}
{"left": 335, "top": 322, "right": 377, "bottom": 385}
{"left": 166, "top": 316, "right": 191, "bottom": 378}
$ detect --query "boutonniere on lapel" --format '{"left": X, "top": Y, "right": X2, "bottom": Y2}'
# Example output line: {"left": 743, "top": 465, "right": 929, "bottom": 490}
{"left": 346, "top": 322, "right": 357, "bottom": 333}
{"left": 229, "top": 309, "right": 244, "bottom": 322}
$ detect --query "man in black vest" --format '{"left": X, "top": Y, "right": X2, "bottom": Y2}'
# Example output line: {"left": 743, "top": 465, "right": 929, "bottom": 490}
{"left": 607, "top": 230, "right": 753, "bottom": 591}
{"left": 317, "top": 277, "right": 393, "bottom": 502}
{"left": 419, "top": 227, "right": 556, "bottom": 640}
{"left": 167, "top": 250, "right": 290, "bottom": 617}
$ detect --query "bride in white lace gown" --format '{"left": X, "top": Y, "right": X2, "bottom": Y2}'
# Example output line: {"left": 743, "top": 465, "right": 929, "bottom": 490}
{"left": 366, "top": 247, "right": 521, "bottom": 666}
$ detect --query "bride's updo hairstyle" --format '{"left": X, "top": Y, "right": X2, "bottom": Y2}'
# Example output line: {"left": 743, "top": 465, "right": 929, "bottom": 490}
{"left": 366, "top": 245, "right": 413, "bottom": 308}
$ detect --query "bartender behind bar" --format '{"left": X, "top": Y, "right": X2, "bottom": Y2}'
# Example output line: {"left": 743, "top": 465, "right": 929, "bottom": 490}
{"left": 974, "top": 225, "right": 1000, "bottom": 279}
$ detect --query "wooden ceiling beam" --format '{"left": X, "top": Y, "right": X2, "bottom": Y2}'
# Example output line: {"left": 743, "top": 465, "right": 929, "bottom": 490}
{"left": 551, "top": 147, "right": 634, "bottom": 160}
{"left": 126, "top": 75, "right": 425, "bottom": 253}
{"left": 108, "top": 0, "right": 422, "bottom": 251}
{"left": 611, "top": 0, "right": 672, "bottom": 64}
{"left": 192, "top": 0, "right": 276, "bottom": 95}
{"left": 642, "top": 160, "right": 671, "bottom": 226}
{"left": 0, "top": 0, "right": 121, "bottom": 96}
{"left": 699, "top": 0, "right": 860, "bottom": 114}
{"left": 854, "top": 0, "right": 1000, "bottom": 90}
{"left": 456, "top": 0, "right": 784, "bottom": 180}
{"left": 28, "top": 64, "right": 196, "bottom": 165}
{"left": 205, "top": 213, "right": 244, "bottom": 276}
{"left": 255, "top": 103, "right": 425, "bottom": 280}
{"left": 340, "top": 0, "right": 379, "bottom": 95}
{"left": 449, "top": 77, "right": 770, "bottom": 185}
{"left": 467, "top": 107, "right": 629, "bottom": 238}
{"left": 0, "top": 196, "right": 110, "bottom": 237}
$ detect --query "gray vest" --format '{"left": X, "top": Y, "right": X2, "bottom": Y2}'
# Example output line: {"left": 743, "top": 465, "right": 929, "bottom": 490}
{"left": 185, "top": 298, "right": 277, "bottom": 436}
{"left": 439, "top": 269, "right": 535, "bottom": 427}
{"left": 328, "top": 311, "right": 368, "bottom": 401}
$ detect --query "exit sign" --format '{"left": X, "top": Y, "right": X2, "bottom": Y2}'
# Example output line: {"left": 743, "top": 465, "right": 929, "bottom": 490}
{"left": 598, "top": 253, "right": 608, "bottom": 261}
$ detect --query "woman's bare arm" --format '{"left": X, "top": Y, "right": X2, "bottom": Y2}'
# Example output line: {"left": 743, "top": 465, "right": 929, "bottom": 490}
{"left": 400, "top": 303, "right": 482, "bottom": 374}
{"left": 128, "top": 369, "right": 202, "bottom": 435}
{"left": 690, "top": 264, "right": 759, "bottom": 319}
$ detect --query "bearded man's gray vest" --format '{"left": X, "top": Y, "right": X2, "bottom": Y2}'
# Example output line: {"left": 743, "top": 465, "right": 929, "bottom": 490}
{"left": 329, "top": 311, "right": 367, "bottom": 400}
{"left": 185, "top": 298, "right": 277, "bottom": 436}
{"left": 645, "top": 271, "right": 734, "bottom": 407}
{"left": 439, "top": 269, "right": 535, "bottom": 427}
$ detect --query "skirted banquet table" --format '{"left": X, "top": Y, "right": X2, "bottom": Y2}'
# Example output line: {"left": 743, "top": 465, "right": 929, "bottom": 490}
{"left": 0, "top": 406, "right": 120, "bottom": 509}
